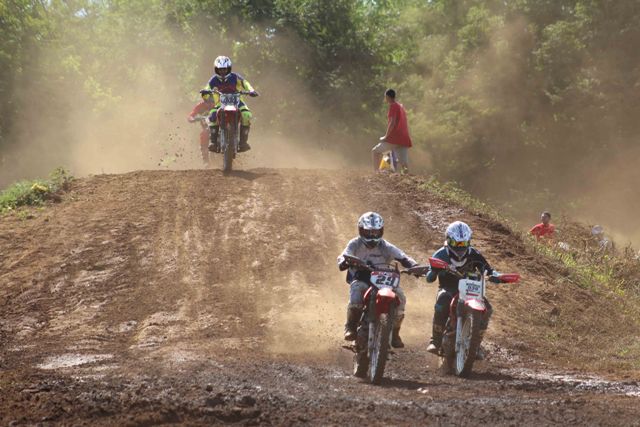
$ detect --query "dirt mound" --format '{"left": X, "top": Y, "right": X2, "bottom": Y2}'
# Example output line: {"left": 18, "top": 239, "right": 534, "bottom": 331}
{"left": 1, "top": 169, "right": 639, "bottom": 425}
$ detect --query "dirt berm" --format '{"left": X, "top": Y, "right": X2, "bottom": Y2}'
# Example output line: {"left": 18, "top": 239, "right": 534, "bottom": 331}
{"left": 1, "top": 169, "right": 639, "bottom": 426}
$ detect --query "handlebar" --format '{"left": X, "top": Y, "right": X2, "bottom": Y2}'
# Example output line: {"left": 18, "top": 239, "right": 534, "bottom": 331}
{"left": 341, "top": 255, "right": 428, "bottom": 277}
{"left": 427, "top": 257, "right": 520, "bottom": 284}
{"left": 207, "top": 88, "right": 256, "bottom": 96}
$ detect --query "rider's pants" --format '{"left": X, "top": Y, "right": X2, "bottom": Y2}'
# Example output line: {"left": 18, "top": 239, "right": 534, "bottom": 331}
{"left": 433, "top": 287, "right": 492, "bottom": 330}
{"left": 208, "top": 102, "right": 252, "bottom": 127}
{"left": 348, "top": 280, "right": 406, "bottom": 318}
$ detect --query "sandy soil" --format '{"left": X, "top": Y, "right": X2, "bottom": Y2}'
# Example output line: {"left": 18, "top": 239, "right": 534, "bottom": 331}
{"left": 1, "top": 169, "right": 639, "bottom": 426}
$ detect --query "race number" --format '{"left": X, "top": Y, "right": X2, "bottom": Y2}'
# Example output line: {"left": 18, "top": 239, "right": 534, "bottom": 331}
{"left": 370, "top": 271, "right": 400, "bottom": 288}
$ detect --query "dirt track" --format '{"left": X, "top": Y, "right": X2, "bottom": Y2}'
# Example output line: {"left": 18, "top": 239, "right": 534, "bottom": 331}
{"left": 1, "top": 169, "right": 639, "bottom": 426}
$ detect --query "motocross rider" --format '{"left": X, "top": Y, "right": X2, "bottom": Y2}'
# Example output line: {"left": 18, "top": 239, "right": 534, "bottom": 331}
{"left": 337, "top": 212, "right": 417, "bottom": 348}
{"left": 205, "top": 55, "right": 259, "bottom": 153}
{"left": 188, "top": 89, "right": 217, "bottom": 165}
{"left": 426, "top": 221, "right": 497, "bottom": 355}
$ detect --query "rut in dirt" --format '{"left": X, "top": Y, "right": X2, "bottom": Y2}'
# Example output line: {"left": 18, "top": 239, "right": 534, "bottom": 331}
{"left": 1, "top": 168, "right": 639, "bottom": 426}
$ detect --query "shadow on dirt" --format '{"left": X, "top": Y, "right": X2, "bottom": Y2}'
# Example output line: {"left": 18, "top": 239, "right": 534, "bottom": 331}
{"left": 219, "top": 170, "right": 267, "bottom": 181}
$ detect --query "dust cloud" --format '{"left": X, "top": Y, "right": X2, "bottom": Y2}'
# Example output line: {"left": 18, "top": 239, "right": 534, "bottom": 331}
{"left": 408, "top": 14, "right": 640, "bottom": 247}
{"left": 0, "top": 21, "right": 380, "bottom": 189}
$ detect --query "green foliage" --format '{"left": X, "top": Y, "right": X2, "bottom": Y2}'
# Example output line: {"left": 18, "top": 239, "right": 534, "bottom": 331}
{"left": 1, "top": 0, "right": 640, "bottom": 229}
{"left": 0, "top": 167, "right": 73, "bottom": 213}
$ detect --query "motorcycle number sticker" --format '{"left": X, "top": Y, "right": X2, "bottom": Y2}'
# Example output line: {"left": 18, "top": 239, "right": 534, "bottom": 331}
{"left": 461, "top": 280, "right": 482, "bottom": 297}
{"left": 371, "top": 271, "right": 400, "bottom": 288}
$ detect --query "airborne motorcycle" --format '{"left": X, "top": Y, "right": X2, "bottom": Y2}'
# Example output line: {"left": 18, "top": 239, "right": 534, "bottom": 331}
{"left": 427, "top": 257, "right": 519, "bottom": 377}
{"left": 342, "top": 255, "right": 427, "bottom": 384}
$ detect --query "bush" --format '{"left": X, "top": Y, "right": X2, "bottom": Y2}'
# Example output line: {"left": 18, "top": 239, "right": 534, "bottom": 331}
{"left": 0, "top": 167, "right": 73, "bottom": 213}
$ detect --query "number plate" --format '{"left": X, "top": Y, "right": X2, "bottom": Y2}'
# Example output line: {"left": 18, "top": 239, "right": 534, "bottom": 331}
{"left": 458, "top": 279, "right": 483, "bottom": 300}
{"left": 220, "top": 94, "right": 240, "bottom": 105}
{"left": 370, "top": 271, "right": 400, "bottom": 288}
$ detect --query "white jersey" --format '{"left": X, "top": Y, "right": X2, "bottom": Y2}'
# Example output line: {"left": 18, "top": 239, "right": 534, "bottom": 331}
{"left": 337, "top": 237, "right": 416, "bottom": 273}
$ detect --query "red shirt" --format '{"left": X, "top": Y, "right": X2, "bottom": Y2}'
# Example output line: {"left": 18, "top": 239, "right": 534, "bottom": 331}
{"left": 188, "top": 101, "right": 215, "bottom": 121}
{"left": 530, "top": 223, "right": 555, "bottom": 240}
{"left": 387, "top": 102, "right": 412, "bottom": 147}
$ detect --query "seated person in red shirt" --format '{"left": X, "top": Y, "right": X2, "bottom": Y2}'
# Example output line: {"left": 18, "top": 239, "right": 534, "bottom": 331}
{"left": 530, "top": 211, "right": 555, "bottom": 241}
{"left": 372, "top": 88, "right": 412, "bottom": 173}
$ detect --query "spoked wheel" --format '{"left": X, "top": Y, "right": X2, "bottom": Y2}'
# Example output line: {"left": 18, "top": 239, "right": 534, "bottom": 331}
{"left": 221, "top": 126, "right": 235, "bottom": 173}
{"left": 368, "top": 312, "right": 393, "bottom": 385}
{"left": 455, "top": 311, "right": 483, "bottom": 378}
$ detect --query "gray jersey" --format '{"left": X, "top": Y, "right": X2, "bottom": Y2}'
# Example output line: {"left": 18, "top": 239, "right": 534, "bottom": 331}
{"left": 337, "top": 237, "right": 417, "bottom": 272}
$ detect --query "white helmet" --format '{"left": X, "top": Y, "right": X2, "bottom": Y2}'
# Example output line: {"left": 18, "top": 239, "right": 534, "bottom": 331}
{"left": 214, "top": 55, "right": 232, "bottom": 78}
{"left": 358, "top": 212, "right": 384, "bottom": 248}
{"left": 445, "top": 221, "right": 472, "bottom": 261}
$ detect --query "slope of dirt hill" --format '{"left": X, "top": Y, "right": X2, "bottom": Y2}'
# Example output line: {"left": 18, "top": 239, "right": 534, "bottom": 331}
{"left": 1, "top": 169, "right": 639, "bottom": 426}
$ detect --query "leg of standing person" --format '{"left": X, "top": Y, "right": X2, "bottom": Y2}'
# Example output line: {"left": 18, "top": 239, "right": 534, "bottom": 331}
{"left": 393, "top": 146, "right": 409, "bottom": 174}
{"left": 372, "top": 141, "right": 394, "bottom": 172}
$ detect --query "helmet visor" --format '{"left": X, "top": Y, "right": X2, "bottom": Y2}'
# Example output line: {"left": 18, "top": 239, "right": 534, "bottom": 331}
{"left": 361, "top": 228, "right": 383, "bottom": 241}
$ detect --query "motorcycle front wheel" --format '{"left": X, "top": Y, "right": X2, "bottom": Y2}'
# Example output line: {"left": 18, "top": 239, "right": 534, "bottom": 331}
{"left": 368, "top": 312, "right": 393, "bottom": 385}
{"left": 221, "top": 126, "right": 235, "bottom": 173}
{"left": 455, "top": 310, "right": 483, "bottom": 378}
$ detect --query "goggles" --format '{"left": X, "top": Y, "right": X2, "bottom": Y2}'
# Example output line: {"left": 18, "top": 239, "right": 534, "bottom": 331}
{"left": 362, "top": 228, "right": 383, "bottom": 240}
{"left": 447, "top": 237, "right": 470, "bottom": 248}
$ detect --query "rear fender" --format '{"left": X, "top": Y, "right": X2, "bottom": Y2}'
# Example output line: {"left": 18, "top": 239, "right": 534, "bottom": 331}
{"left": 375, "top": 287, "right": 398, "bottom": 316}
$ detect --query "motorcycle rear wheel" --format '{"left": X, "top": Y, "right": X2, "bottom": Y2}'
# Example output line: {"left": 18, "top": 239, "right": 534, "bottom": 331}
{"left": 455, "top": 310, "right": 483, "bottom": 378}
{"left": 369, "top": 312, "right": 393, "bottom": 385}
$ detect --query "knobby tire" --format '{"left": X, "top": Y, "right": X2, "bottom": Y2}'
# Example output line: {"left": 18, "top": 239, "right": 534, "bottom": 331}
{"left": 369, "top": 312, "right": 392, "bottom": 385}
{"left": 455, "top": 310, "right": 483, "bottom": 378}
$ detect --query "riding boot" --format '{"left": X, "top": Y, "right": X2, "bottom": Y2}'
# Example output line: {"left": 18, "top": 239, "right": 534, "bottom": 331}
{"left": 391, "top": 315, "right": 405, "bottom": 348}
{"left": 208, "top": 126, "right": 220, "bottom": 153}
{"left": 238, "top": 125, "right": 251, "bottom": 152}
{"left": 344, "top": 305, "right": 361, "bottom": 341}
{"left": 426, "top": 324, "right": 444, "bottom": 354}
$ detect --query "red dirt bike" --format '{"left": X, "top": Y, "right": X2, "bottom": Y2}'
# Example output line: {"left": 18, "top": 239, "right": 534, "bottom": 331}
{"left": 428, "top": 257, "right": 520, "bottom": 377}
{"left": 211, "top": 89, "right": 252, "bottom": 173}
{"left": 342, "top": 255, "right": 428, "bottom": 384}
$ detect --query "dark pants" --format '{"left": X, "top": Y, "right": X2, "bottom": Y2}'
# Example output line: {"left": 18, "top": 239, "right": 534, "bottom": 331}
{"left": 433, "top": 287, "right": 492, "bottom": 331}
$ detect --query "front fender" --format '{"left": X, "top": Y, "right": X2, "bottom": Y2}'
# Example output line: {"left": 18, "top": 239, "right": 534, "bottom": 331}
{"left": 375, "top": 287, "right": 398, "bottom": 316}
{"left": 465, "top": 298, "right": 486, "bottom": 312}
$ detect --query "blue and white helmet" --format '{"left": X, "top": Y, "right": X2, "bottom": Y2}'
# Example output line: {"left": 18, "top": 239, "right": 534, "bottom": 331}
{"left": 214, "top": 55, "right": 232, "bottom": 78}
{"left": 358, "top": 212, "right": 384, "bottom": 247}
{"left": 445, "top": 221, "right": 472, "bottom": 261}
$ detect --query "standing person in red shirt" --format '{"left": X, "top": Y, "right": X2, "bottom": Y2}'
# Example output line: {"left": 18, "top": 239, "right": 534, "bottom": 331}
{"left": 372, "top": 88, "right": 412, "bottom": 173}
{"left": 530, "top": 211, "right": 555, "bottom": 241}
{"left": 188, "top": 89, "right": 216, "bottom": 167}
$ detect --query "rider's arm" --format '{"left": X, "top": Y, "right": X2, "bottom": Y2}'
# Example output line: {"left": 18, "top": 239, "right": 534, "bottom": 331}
{"left": 188, "top": 102, "right": 204, "bottom": 122}
{"left": 385, "top": 242, "right": 417, "bottom": 268}
{"left": 469, "top": 248, "right": 493, "bottom": 275}
{"left": 237, "top": 75, "right": 255, "bottom": 93}
{"left": 337, "top": 238, "right": 359, "bottom": 270}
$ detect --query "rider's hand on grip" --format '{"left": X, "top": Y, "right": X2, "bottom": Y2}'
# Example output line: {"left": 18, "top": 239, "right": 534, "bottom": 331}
{"left": 249, "top": 91, "right": 259, "bottom": 97}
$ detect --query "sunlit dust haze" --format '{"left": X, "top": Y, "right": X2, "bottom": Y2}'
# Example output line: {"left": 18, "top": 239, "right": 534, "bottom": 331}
{"left": 0, "top": 16, "right": 374, "bottom": 187}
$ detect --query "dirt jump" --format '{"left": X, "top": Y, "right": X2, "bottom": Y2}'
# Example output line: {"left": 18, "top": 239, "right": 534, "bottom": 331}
{"left": 1, "top": 169, "right": 639, "bottom": 425}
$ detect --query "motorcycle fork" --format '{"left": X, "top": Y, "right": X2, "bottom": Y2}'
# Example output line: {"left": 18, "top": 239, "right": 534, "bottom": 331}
{"left": 455, "top": 299, "right": 466, "bottom": 352}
